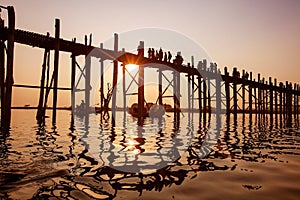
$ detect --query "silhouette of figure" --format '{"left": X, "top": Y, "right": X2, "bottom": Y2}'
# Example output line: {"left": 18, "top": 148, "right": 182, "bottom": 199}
{"left": 151, "top": 48, "right": 155, "bottom": 59}
{"left": 155, "top": 50, "right": 159, "bottom": 60}
{"left": 174, "top": 52, "right": 183, "bottom": 65}
{"left": 163, "top": 52, "right": 168, "bottom": 62}
{"left": 167, "top": 51, "right": 172, "bottom": 62}
{"left": 187, "top": 63, "right": 191, "bottom": 68}
{"left": 148, "top": 48, "right": 152, "bottom": 58}
{"left": 159, "top": 48, "right": 163, "bottom": 61}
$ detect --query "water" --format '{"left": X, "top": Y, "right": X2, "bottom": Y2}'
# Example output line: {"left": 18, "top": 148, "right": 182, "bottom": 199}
{"left": 0, "top": 110, "right": 300, "bottom": 199}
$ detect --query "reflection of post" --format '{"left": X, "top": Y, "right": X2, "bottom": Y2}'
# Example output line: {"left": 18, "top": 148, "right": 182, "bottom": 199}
{"left": 52, "top": 18, "right": 60, "bottom": 124}
{"left": 111, "top": 33, "right": 118, "bottom": 119}
{"left": 2, "top": 6, "right": 15, "bottom": 130}
{"left": 138, "top": 41, "right": 145, "bottom": 117}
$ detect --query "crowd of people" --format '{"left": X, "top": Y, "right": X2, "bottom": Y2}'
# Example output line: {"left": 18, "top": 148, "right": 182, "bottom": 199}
{"left": 147, "top": 48, "right": 184, "bottom": 66}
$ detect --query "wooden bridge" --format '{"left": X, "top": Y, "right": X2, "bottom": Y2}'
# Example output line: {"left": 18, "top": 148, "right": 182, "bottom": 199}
{"left": 0, "top": 6, "right": 299, "bottom": 132}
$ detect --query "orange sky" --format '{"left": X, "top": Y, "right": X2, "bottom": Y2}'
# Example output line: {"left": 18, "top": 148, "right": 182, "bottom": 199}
{"left": 1, "top": 0, "right": 300, "bottom": 107}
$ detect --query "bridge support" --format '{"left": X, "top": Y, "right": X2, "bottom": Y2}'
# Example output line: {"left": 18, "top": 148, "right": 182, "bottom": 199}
{"left": 137, "top": 41, "right": 145, "bottom": 118}
{"left": 1, "top": 6, "right": 15, "bottom": 132}
{"left": 52, "top": 19, "right": 60, "bottom": 124}
{"left": 111, "top": 33, "right": 118, "bottom": 120}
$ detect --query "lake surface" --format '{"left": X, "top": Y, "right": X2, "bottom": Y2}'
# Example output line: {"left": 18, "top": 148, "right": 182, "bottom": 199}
{"left": 0, "top": 110, "right": 299, "bottom": 199}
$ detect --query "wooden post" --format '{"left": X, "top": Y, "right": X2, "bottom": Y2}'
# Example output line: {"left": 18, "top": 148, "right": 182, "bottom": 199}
{"left": 279, "top": 82, "right": 283, "bottom": 117}
{"left": 262, "top": 77, "right": 266, "bottom": 115}
{"left": 249, "top": 72, "right": 253, "bottom": 114}
{"left": 122, "top": 63, "right": 126, "bottom": 113}
{"left": 36, "top": 48, "right": 49, "bottom": 123}
{"left": 2, "top": 6, "right": 15, "bottom": 130}
{"left": 158, "top": 69, "right": 163, "bottom": 106}
{"left": 269, "top": 77, "right": 273, "bottom": 121}
{"left": 138, "top": 41, "right": 145, "bottom": 117}
{"left": 198, "top": 61, "right": 203, "bottom": 116}
{"left": 191, "top": 56, "right": 195, "bottom": 113}
{"left": 71, "top": 53, "right": 76, "bottom": 127}
{"left": 187, "top": 73, "right": 191, "bottom": 112}
{"left": 242, "top": 70, "right": 245, "bottom": 112}
{"left": 111, "top": 33, "right": 118, "bottom": 118}
{"left": 85, "top": 44, "right": 91, "bottom": 115}
{"left": 258, "top": 73, "right": 261, "bottom": 114}
{"left": 176, "top": 71, "right": 181, "bottom": 120}
{"left": 233, "top": 68, "right": 238, "bottom": 117}
{"left": 52, "top": 18, "right": 60, "bottom": 124}
{"left": 100, "top": 43, "right": 104, "bottom": 115}
{"left": 215, "top": 64, "right": 221, "bottom": 114}
{"left": 0, "top": 20, "right": 5, "bottom": 128}
{"left": 294, "top": 83, "right": 297, "bottom": 117}
{"left": 224, "top": 67, "right": 230, "bottom": 115}
{"left": 203, "top": 60, "right": 207, "bottom": 115}
{"left": 274, "top": 79, "right": 278, "bottom": 114}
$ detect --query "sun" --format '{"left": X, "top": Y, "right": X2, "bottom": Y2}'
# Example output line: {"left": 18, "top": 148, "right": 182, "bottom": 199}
{"left": 125, "top": 64, "right": 139, "bottom": 71}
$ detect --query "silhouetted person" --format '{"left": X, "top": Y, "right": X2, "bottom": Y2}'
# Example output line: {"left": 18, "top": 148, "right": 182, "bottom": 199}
{"left": 151, "top": 48, "right": 155, "bottom": 59}
{"left": 148, "top": 48, "right": 152, "bottom": 58}
{"left": 187, "top": 63, "right": 191, "bottom": 68}
{"left": 159, "top": 48, "right": 163, "bottom": 61}
{"left": 163, "top": 52, "right": 168, "bottom": 62}
{"left": 167, "top": 51, "right": 172, "bottom": 62}
{"left": 155, "top": 50, "right": 159, "bottom": 60}
{"left": 174, "top": 52, "right": 183, "bottom": 65}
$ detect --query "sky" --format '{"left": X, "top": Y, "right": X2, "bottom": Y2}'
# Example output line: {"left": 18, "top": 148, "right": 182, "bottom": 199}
{"left": 1, "top": 0, "right": 300, "bottom": 107}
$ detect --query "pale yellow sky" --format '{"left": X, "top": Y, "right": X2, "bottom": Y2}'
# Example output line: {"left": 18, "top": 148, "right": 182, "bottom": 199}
{"left": 1, "top": 0, "right": 299, "bottom": 107}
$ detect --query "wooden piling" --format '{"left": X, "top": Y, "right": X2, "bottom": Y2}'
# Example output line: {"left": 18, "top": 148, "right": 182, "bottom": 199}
{"left": 0, "top": 22, "right": 5, "bottom": 128}
{"left": 187, "top": 73, "right": 191, "bottom": 112}
{"left": 233, "top": 68, "right": 238, "bottom": 117}
{"left": 111, "top": 33, "right": 118, "bottom": 118}
{"left": 36, "top": 48, "right": 49, "bottom": 123}
{"left": 158, "top": 69, "right": 163, "bottom": 106}
{"left": 100, "top": 43, "right": 104, "bottom": 115}
{"left": 279, "top": 82, "right": 283, "bottom": 116}
{"left": 269, "top": 77, "right": 273, "bottom": 121}
{"left": 52, "top": 18, "right": 60, "bottom": 124}
{"left": 203, "top": 60, "right": 207, "bottom": 115}
{"left": 71, "top": 53, "right": 76, "bottom": 126}
{"left": 242, "top": 70, "right": 245, "bottom": 112}
{"left": 274, "top": 79, "right": 278, "bottom": 115}
{"left": 224, "top": 67, "right": 230, "bottom": 115}
{"left": 248, "top": 72, "right": 253, "bottom": 114}
{"left": 138, "top": 41, "right": 145, "bottom": 117}
{"left": 215, "top": 68, "right": 221, "bottom": 114}
{"left": 191, "top": 56, "right": 195, "bottom": 113}
{"left": 2, "top": 6, "right": 15, "bottom": 130}
{"left": 258, "top": 74, "right": 261, "bottom": 114}
{"left": 198, "top": 61, "right": 203, "bottom": 116}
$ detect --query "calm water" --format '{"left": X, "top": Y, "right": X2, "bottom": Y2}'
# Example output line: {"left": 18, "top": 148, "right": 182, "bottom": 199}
{"left": 0, "top": 110, "right": 300, "bottom": 199}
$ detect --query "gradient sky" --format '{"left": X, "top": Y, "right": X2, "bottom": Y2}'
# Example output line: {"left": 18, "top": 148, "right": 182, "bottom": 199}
{"left": 1, "top": 0, "right": 300, "bottom": 107}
